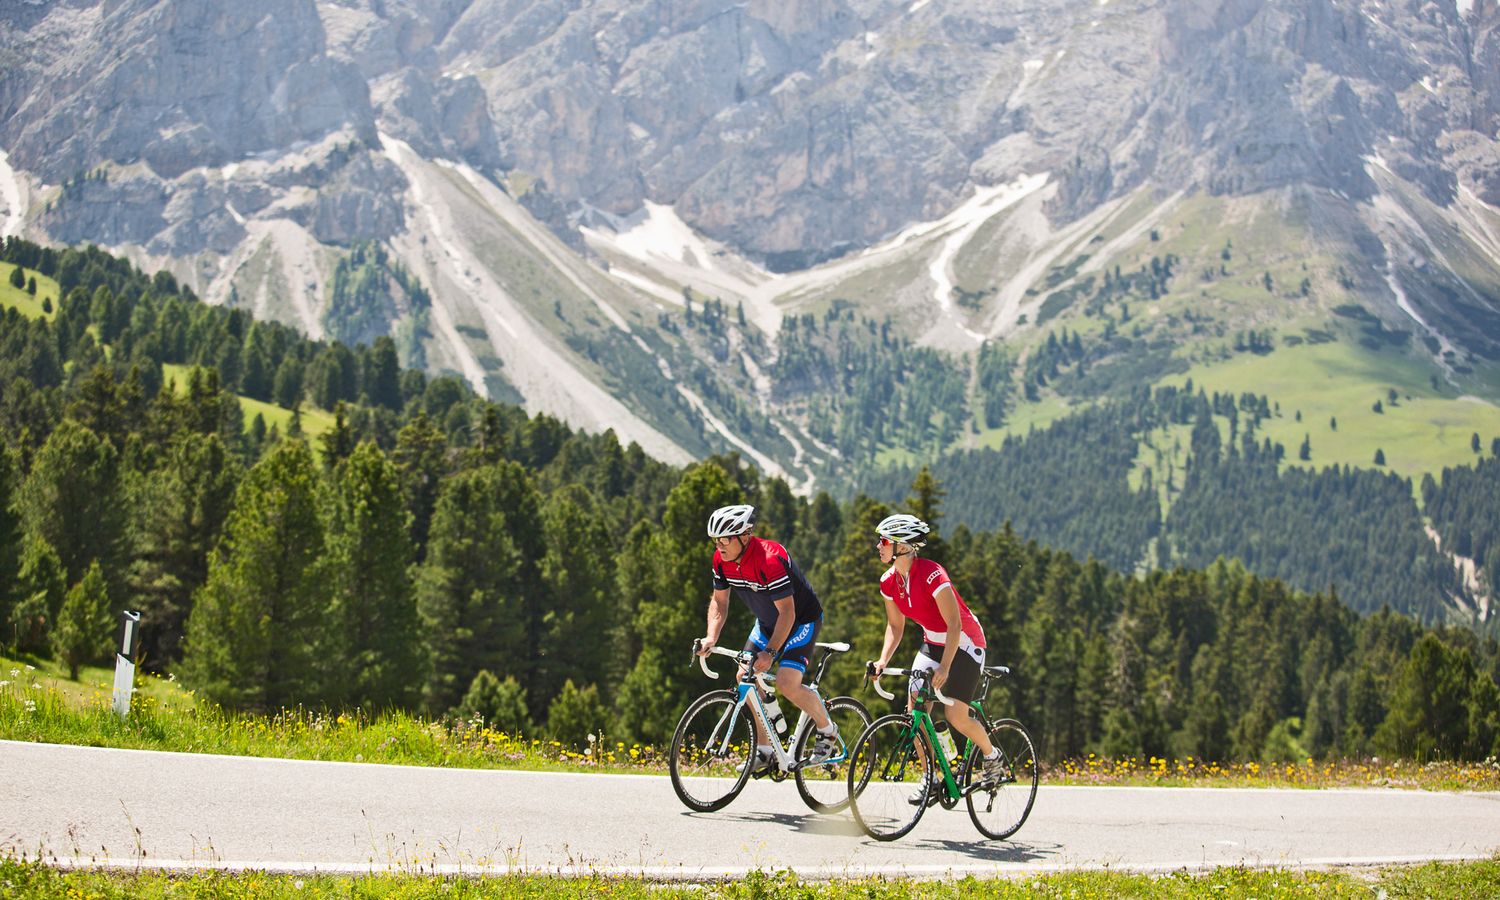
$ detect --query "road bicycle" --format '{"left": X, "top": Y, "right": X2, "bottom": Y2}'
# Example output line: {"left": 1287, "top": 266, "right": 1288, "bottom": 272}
{"left": 846, "top": 661, "right": 1038, "bottom": 841}
{"left": 668, "top": 638, "right": 871, "bottom": 814}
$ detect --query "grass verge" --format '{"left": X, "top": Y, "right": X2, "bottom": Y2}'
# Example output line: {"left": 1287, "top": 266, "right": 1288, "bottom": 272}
{"left": 2, "top": 857, "right": 1500, "bottom": 898}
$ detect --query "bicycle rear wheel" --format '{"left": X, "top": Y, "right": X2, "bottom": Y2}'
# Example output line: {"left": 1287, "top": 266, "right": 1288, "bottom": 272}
{"left": 846, "top": 713, "right": 934, "bottom": 841}
{"left": 963, "top": 717, "right": 1038, "bottom": 839}
{"left": 793, "top": 695, "right": 871, "bottom": 814}
{"left": 668, "top": 690, "right": 755, "bottom": 812}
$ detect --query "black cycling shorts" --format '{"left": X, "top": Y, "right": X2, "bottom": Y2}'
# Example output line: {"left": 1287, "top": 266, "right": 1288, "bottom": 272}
{"left": 912, "top": 639, "right": 984, "bottom": 704}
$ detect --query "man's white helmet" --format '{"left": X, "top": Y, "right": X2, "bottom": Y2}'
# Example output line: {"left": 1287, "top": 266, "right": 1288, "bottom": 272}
{"left": 876, "top": 513, "right": 930, "bottom": 547}
{"left": 707, "top": 504, "right": 756, "bottom": 538}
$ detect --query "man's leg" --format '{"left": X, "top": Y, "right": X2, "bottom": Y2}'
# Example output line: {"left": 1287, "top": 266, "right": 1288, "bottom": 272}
{"left": 774, "top": 666, "right": 831, "bottom": 730}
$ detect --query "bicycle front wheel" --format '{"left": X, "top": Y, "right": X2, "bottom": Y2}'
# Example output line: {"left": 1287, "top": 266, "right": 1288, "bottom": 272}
{"left": 668, "top": 690, "right": 755, "bottom": 812}
{"left": 793, "top": 695, "right": 871, "bottom": 814}
{"left": 963, "top": 717, "right": 1039, "bottom": 839}
{"left": 846, "top": 713, "right": 934, "bottom": 841}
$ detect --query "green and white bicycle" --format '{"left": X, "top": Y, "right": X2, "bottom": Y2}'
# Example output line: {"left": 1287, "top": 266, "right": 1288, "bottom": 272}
{"left": 846, "top": 661, "right": 1038, "bottom": 841}
{"left": 668, "top": 639, "right": 871, "bottom": 814}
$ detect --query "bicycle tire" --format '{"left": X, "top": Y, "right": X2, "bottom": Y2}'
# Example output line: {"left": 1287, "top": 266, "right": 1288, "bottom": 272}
{"left": 846, "top": 713, "right": 934, "bottom": 841}
{"left": 793, "top": 695, "right": 872, "bottom": 814}
{"left": 963, "top": 717, "right": 1038, "bottom": 839}
{"left": 668, "top": 689, "right": 756, "bottom": 812}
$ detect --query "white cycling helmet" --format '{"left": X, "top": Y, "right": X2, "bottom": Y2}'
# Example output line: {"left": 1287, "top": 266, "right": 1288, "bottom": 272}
{"left": 876, "top": 513, "right": 930, "bottom": 547}
{"left": 707, "top": 504, "right": 756, "bottom": 538}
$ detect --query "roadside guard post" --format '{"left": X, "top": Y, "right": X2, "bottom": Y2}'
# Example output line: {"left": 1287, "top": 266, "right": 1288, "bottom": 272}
{"left": 112, "top": 611, "right": 141, "bottom": 719}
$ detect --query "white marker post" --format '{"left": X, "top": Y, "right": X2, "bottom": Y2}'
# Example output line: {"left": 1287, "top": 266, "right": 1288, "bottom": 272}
{"left": 111, "top": 611, "right": 141, "bottom": 719}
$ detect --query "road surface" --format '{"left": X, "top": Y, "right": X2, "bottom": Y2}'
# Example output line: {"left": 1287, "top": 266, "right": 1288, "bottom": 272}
{"left": 3, "top": 741, "right": 1497, "bottom": 879}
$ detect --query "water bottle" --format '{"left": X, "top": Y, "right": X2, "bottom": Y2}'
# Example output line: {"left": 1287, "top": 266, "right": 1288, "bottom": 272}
{"left": 765, "top": 692, "right": 788, "bottom": 736}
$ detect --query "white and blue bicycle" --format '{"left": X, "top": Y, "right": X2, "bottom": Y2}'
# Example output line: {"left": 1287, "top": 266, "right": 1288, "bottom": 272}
{"left": 668, "top": 639, "right": 871, "bottom": 813}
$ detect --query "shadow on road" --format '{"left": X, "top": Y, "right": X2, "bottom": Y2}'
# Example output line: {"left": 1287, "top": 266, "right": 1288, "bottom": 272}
{"left": 899, "top": 837, "right": 1058, "bottom": 863}
{"left": 682, "top": 809, "right": 866, "bottom": 837}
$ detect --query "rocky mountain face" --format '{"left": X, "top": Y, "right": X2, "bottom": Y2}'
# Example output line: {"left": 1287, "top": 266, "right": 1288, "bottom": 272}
{"left": 1, "top": 0, "right": 1499, "bottom": 470}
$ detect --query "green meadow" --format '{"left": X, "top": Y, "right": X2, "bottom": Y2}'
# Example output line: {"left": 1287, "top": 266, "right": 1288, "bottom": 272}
{"left": 1157, "top": 340, "right": 1500, "bottom": 480}
{"left": 0, "top": 261, "right": 60, "bottom": 321}
{"left": 161, "top": 362, "right": 337, "bottom": 443}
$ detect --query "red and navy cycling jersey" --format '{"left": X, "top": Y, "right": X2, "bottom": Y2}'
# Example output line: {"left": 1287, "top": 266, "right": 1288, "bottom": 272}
{"left": 711, "top": 536, "right": 822, "bottom": 631}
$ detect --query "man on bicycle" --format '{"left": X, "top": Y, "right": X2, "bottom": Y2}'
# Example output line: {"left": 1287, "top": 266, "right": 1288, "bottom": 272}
{"left": 696, "top": 503, "right": 839, "bottom": 771}
{"left": 868, "top": 513, "right": 1006, "bottom": 800}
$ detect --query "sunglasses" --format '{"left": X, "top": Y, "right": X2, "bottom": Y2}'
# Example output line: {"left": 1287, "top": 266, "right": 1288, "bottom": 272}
{"left": 874, "top": 536, "right": 893, "bottom": 549}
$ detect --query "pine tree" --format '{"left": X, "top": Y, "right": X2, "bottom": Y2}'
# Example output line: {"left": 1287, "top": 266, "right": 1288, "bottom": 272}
{"left": 53, "top": 561, "right": 113, "bottom": 680}
{"left": 125, "top": 433, "right": 239, "bottom": 668}
{"left": 459, "top": 670, "right": 531, "bottom": 736}
{"left": 10, "top": 535, "right": 66, "bottom": 654}
{"left": 613, "top": 462, "right": 743, "bottom": 743}
{"left": 325, "top": 442, "right": 422, "bottom": 710}
{"left": 1298, "top": 434, "right": 1311, "bottom": 461}
{"left": 534, "top": 485, "right": 615, "bottom": 708}
{"left": 416, "top": 465, "right": 526, "bottom": 712}
{"left": 8, "top": 265, "right": 23, "bottom": 289}
{"left": 181, "top": 439, "right": 331, "bottom": 712}
{"left": 1374, "top": 448, "right": 1385, "bottom": 466}
{"left": 547, "top": 679, "right": 609, "bottom": 749}
{"left": 392, "top": 413, "right": 448, "bottom": 558}
{"left": 16, "top": 420, "right": 124, "bottom": 589}
{"left": 0, "top": 450, "right": 19, "bottom": 640}
{"left": 905, "top": 465, "right": 948, "bottom": 567}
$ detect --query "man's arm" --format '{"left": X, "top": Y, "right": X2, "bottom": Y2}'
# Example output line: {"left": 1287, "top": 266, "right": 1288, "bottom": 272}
{"left": 754, "top": 595, "right": 796, "bottom": 672}
{"left": 698, "top": 587, "right": 731, "bottom": 655}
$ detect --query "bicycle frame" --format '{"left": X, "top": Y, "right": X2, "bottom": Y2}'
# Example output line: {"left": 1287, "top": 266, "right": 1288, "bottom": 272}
{"left": 696, "top": 642, "right": 852, "bottom": 776}
{"left": 869, "top": 666, "right": 995, "bottom": 803}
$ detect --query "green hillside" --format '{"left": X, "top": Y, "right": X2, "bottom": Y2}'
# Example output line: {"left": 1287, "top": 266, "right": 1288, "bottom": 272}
{"left": 0, "top": 261, "right": 59, "bottom": 320}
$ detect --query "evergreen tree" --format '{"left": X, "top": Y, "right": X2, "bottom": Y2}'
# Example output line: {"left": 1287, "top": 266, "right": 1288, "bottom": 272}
{"left": 8, "top": 265, "right": 23, "bottom": 289}
{"left": 9, "top": 535, "right": 66, "bottom": 654}
{"left": 53, "top": 561, "right": 113, "bottom": 680}
{"left": 613, "top": 462, "right": 743, "bottom": 744}
{"left": 125, "top": 433, "right": 238, "bottom": 668}
{"left": 459, "top": 670, "right": 531, "bottom": 736}
{"left": 324, "top": 441, "right": 422, "bottom": 710}
{"left": 16, "top": 420, "right": 124, "bottom": 588}
{"left": 547, "top": 679, "right": 609, "bottom": 750}
{"left": 905, "top": 465, "right": 948, "bottom": 567}
{"left": 181, "top": 440, "right": 331, "bottom": 712}
{"left": 392, "top": 413, "right": 448, "bottom": 559}
{"left": 0, "top": 449, "right": 19, "bottom": 638}
{"left": 1375, "top": 634, "right": 1475, "bottom": 760}
{"left": 416, "top": 464, "right": 526, "bottom": 712}
{"left": 535, "top": 485, "right": 615, "bottom": 709}
{"left": 1374, "top": 448, "right": 1385, "bottom": 466}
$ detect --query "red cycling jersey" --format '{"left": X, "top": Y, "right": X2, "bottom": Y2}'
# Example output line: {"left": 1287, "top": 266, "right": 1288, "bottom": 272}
{"left": 879, "top": 558, "right": 986, "bottom": 649}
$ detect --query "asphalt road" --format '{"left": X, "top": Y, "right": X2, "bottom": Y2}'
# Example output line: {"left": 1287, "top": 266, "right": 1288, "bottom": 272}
{"left": 4, "top": 741, "right": 1498, "bottom": 878}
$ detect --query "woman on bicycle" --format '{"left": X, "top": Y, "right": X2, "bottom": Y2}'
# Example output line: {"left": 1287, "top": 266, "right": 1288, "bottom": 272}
{"left": 869, "top": 513, "right": 1006, "bottom": 799}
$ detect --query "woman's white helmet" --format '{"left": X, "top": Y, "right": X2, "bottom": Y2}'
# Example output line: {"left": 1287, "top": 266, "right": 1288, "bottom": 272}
{"left": 876, "top": 513, "right": 930, "bottom": 547}
{"left": 707, "top": 504, "right": 757, "bottom": 538}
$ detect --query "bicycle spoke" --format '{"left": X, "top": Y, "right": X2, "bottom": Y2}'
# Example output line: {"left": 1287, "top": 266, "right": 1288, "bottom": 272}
{"left": 963, "top": 718, "right": 1038, "bottom": 839}
{"left": 794, "top": 696, "right": 872, "bottom": 814}
{"left": 847, "top": 714, "right": 933, "bottom": 841}
{"left": 669, "top": 691, "right": 755, "bottom": 812}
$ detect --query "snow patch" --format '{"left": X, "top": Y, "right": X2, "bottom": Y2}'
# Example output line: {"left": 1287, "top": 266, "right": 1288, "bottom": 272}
{"left": 927, "top": 173, "right": 1051, "bottom": 343}
{"left": 605, "top": 264, "right": 686, "bottom": 306}
{"left": 603, "top": 202, "right": 723, "bottom": 274}
{"left": 0, "top": 149, "right": 24, "bottom": 239}
{"left": 909, "top": 0, "right": 932, "bottom": 12}
{"left": 1457, "top": 0, "right": 1474, "bottom": 16}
